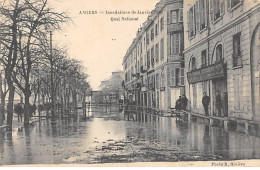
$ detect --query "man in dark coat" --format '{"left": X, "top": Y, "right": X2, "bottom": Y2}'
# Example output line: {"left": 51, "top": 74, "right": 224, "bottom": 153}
{"left": 181, "top": 94, "right": 188, "bottom": 110}
{"left": 216, "top": 91, "right": 222, "bottom": 117}
{"left": 175, "top": 96, "right": 182, "bottom": 111}
{"left": 202, "top": 92, "right": 210, "bottom": 116}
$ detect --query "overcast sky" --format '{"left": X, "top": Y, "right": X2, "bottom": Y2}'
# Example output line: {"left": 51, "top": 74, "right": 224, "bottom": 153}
{"left": 51, "top": 0, "right": 158, "bottom": 90}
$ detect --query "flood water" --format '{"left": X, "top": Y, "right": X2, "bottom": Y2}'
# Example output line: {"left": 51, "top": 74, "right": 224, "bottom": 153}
{"left": 0, "top": 106, "right": 260, "bottom": 165}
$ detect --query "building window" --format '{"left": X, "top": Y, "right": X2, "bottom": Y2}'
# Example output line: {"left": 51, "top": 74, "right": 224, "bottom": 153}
{"left": 147, "top": 51, "right": 150, "bottom": 68}
{"left": 191, "top": 57, "right": 196, "bottom": 70}
{"left": 188, "top": 5, "right": 196, "bottom": 38}
{"left": 216, "top": 44, "right": 223, "bottom": 62}
{"left": 161, "top": 73, "right": 165, "bottom": 87}
{"left": 179, "top": 8, "right": 183, "bottom": 22}
{"left": 156, "top": 73, "right": 159, "bottom": 89}
{"left": 170, "top": 68, "right": 175, "bottom": 86}
{"left": 201, "top": 50, "right": 207, "bottom": 67}
{"left": 210, "top": 0, "right": 225, "bottom": 22}
{"left": 174, "top": 68, "right": 184, "bottom": 86}
{"left": 176, "top": 68, "right": 180, "bottom": 86}
{"left": 155, "top": 24, "right": 158, "bottom": 36}
{"left": 151, "top": 28, "right": 154, "bottom": 41}
{"left": 227, "top": 0, "right": 242, "bottom": 10}
{"left": 151, "top": 47, "right": 154, "bottom": 66}
{"left": 131, "top": 67, "right": 133, "bottom": 80}
{"left": 160, "top": 38, "right": 164, "bottom": 60}
{"left": 233, "top": 32, "right": 242, "bottom": 67}
{"left": 140, "top": 42, "right": 143, "bottom": 54}
{"left": 180, "top": 68, "right": 184, "bottom": 86}
{"left": 137, "top": 61, "right": 140, "bottom": 73}
{"left": 170, "top": 10, "right": 178, "bottom": 23}
{"left": 147, "top": 33, "right": 149, "bottom": 44}
{"left": 170, "top": 33, "right": 181, "bottom": 55}
{"left": 160, "top": 16, "right": 164, "bottom": 30}
{"left": 199, "top": 0, "right": 207, "bottom": 30}
{"left": 152, "top": 75, "right": 155, "bottom": 89}
{"left": 155, "top": 43, "right": 159, "bottom": 63}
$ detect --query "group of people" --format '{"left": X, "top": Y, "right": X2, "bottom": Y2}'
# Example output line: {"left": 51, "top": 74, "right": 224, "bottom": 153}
{"left": 175, "top": 91, "right": 228, "bottom": 117}
{"left": 202, "top": 91, "right": 228, "bottom": 117}
{"left": 175, "top": 94, "right": 188, "bottom": 111}
{"left": 14, "top": 103, "right": 37, "bottom": 122}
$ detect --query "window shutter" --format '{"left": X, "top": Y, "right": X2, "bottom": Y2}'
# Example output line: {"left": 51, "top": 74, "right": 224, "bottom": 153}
{"left": 167, "top": 12, "right": 170, "bottom": 24}
{"left": 193, "top": 6, "right": 196, "bottom": 36}
{"left": 180, "top": 32, "right": 184, "bottom": 54}
{"left": 187, "top": 10, "right": 190, "bottom": 38}
{"left": 210, "top": 0, "right": 214, "bottom": 22}
{"left": 227, "top": 0, "right": 231, "bottom": 9}
{"left": 220, "top": 0, "right": 225, "bottom": 15}
{"left": 180, "top": 68, "right": 184, "bottom": 86}
{"left": 176, "top": 33, "right": 180, "bottom": 55}
{"left": 167, "top": 66, "right": 170, "bottom": 86}
{"left": 196, "top": 0, "right": 200, "bottom": 32}
{"left": 204, "top": 0, "right": 208, "bottom": 27}
{"left": 171, "top": 68, "right": 175, "bottom": 86}
{"left": 179, "top": 8, "right": 183, "bottom": 22}
{"left": 173, "top": 34, "right": 176, "bottom": 54}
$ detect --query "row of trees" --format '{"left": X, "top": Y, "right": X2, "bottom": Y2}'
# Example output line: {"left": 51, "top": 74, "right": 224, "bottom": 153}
{"left": 0, "top": 0, "right": 90, "bottom": 130}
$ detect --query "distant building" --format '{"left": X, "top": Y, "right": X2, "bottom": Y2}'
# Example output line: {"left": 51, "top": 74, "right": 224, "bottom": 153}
{"left": 183, "top": 0, "right": 260, "bottom": 120}
{"left": 99, "top": 71, "right": 124, "bottom": 103}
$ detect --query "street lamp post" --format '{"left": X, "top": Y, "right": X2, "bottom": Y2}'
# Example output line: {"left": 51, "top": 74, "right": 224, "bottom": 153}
{"left": 50, "top": 31, "right": 55, "bottom": 124}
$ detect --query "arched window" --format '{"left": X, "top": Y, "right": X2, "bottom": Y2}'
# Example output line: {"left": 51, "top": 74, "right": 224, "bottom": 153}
{"left": 216, "top": 44, "right": 223, "bottom": 62}
{"left": 191, "top": 57, "right": 196, "bottom": 70}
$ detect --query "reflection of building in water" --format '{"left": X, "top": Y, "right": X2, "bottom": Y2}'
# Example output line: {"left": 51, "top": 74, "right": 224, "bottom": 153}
{"left": 183, "top": 0, "right": 260, "bottom": 123}
{"left": 124, "top": 114, "right": 260, "bottom": 159}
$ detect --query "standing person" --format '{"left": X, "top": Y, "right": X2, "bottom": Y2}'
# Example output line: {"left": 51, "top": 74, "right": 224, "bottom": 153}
{"left": 175, "top": 96, "right": 182, "bottom": 111}
{"left": 181, "top": 94, "right": 188, "bottom": 110}
{"left": 202, "top": 92, "right": 210, "bottom": 116}
{"left": 223, "top": 92, "right": 228, "bottom": 117}
{"left": 216, "top": 91, "right": 222, "bottom": 117}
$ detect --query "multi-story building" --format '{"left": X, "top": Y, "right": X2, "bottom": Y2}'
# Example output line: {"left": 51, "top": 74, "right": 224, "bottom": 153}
{"left": 123, "top": 0, "right": 184, "bottom": 111}
{"left": 100, "top": 71, "right": 124, "bottom": 103}
{"left": 183, "top": 0, "right": 260, "bottom": 121}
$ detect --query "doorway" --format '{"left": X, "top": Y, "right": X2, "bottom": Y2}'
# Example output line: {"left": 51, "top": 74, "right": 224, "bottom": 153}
{"left": 212, "top": 77, "right": 227, "bottom": 116}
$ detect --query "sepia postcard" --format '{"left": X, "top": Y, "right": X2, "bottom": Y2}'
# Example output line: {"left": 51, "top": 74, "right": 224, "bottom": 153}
{"left": 0, "top": 0, "right": 260, "bottom": 167}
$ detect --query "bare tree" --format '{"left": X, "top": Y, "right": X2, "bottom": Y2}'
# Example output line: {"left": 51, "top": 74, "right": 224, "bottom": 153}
{"left": 0, "top": 0, "right": 23, "bottom": 130}
{"left": 9, "top": 0, "right": 70, "bottom": 126}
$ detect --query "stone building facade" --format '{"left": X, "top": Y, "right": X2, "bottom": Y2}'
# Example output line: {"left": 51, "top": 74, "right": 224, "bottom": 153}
{"left": 123, "top": 0, "right": 185, "bottom": 111}
{"left": 183, "top": 0, "right": 260, "bottom": 121}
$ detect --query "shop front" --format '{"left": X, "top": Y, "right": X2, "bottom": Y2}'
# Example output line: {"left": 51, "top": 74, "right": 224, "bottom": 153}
{"left": 187, "top": 61, "right": 227, "bottom": 116}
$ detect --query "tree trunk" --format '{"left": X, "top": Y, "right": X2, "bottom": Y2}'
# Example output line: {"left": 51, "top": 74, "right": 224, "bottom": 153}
{"left": 72, "top": 90, "right": 77, "bottom": 114}
{"left": 24, "top": 93, "right": 30, "bottom": 126}
{"left": 6, "top": 81, "right": 15, "bottom": 131}
{"left": 0, "top": 73, "right": 5, "bottom": 126}
{"left": 0, "top": 94, "right": 6, "bottom": 126}
{"left": 82, "top": 92, "right": 86, "bottom": 119}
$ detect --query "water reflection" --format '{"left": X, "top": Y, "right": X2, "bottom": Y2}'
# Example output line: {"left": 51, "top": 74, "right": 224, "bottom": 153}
{"left": 0, "top": 107, "right": 260, "bottom": 165}
{"left": 128, "top": 111, "right": 260, "bottom": 160}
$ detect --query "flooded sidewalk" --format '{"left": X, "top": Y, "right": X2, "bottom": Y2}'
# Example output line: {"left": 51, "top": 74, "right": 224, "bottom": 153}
{"left": 0, "top": 107, "right": 260, "bottom": 165}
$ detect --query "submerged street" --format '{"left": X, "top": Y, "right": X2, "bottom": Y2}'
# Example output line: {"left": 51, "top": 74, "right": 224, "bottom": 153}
{"left": 1, "top": 106, "right": 260, "bottom": 165}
